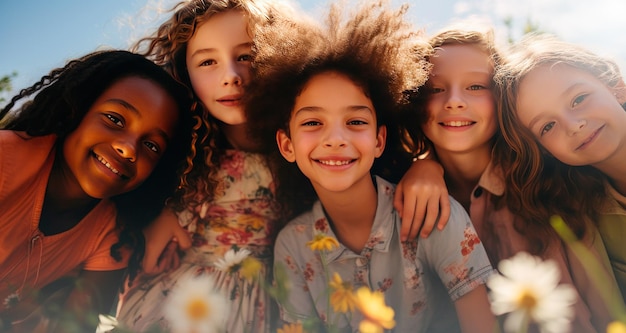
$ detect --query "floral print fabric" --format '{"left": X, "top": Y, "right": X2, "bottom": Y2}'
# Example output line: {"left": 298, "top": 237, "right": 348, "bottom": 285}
{"left": 116, "top": 150, "right": 278, "bottom": 332}
{"left": 274, "top": 176, "right": 493, "bottom": 333}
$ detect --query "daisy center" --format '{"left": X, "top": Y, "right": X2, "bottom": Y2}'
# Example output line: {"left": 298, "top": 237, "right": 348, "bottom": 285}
{"left": 516, "top": 289, "right": 538, "bottom": 310}
{"left": 186, "top": 298, "right": 211, "bottom": 321}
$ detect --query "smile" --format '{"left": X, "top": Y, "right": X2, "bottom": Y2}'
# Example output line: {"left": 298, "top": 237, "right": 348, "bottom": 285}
{"left": 95, "top": 153, "right": 127, "bottom": 179}
{"left": 441, "top": 121, "right": 474, "bottom": 127}
{"left": 576, "top": 125, "right": 604, "bottom": 150}
{"left": 317, "top": 159, "right": 354, "bottom": 166}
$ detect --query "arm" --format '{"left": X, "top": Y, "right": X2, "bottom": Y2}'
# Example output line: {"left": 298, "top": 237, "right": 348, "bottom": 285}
{"left": 454, "top": 285, "right": 495, "bottom": 333}
{"left": 142, "top": 207, "right": 192, "bottom": 274}
{"left": 426, "top": 198, "right": 495, "bottom": 333}
{"left": 393, "top": 159, "right": 450, "bottom": 240}
{"left": 273, "top": 234, "right": 316, "bottom": 322}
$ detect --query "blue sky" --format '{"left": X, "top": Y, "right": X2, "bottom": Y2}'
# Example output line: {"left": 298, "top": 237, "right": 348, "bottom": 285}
{"left": 1, "top": 0, "right": 625, "bottom": 100}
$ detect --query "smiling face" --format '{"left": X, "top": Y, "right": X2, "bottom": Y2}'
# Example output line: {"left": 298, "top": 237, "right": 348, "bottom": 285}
{"left": 61, "top": 76, "right": 180, "bottom": 199}
{"left": 516, "top": 62, "right": 626, "bottom": 168}
{"left": 276, "top": 71, "right": 386, "bottom": 194}
{"left": 186, "top": 10, "right": 252, "bottom": 126}
{"left": 422, "top": 44, "right": 497, "bottom": 157}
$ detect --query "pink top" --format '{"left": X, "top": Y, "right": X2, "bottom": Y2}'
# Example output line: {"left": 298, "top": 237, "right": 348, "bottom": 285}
{"left": 0, "top": 131, "right": 126, "bottom": 312}
{"left": 470, "top": 163, "right": 618, "bottom": 333}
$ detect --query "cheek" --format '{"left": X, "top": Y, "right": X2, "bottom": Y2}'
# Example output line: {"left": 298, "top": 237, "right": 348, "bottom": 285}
{"left": 135, "top": 159, "right": 160, "bottom": 185}
{"left": 189, "top": 72, "right": 215, "bottom": 98}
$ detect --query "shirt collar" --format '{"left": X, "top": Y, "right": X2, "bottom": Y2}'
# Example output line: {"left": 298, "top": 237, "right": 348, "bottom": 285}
{"left": 310, "top": 176, "right": 397, "bottom": 262}
{"left": 476, "top": 162, "right": 505, "bottom": 196}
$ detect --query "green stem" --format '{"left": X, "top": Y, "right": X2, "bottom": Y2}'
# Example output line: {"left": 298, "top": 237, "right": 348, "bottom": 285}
{"left": 551, "top": 216, "right": 626, "bottom": 322}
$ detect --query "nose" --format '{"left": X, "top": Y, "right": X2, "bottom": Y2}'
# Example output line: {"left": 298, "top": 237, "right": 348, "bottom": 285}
{"left": 323, "top": 123, "right": 347, "bottom": 148}
{"left": 112, "top": 139, "right": 137, "bottom": 162}
{"left": 566, "top": 117, "right": 587, "bottom": 136}
{"left": 444, "top": 88, "right": 467, "bottom": 110}
{"left": 222, "top": 61, "right": 243, "bottom": 86}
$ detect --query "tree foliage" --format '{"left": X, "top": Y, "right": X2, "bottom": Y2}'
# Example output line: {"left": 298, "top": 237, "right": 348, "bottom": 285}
{"left": 0, "top": 72, "right": 17, "bottom": 105}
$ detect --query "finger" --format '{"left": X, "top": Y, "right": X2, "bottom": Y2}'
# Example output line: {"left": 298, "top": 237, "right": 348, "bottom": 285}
{"left": 437, "top": 195, "right": 451, "bottom": 230}
{"left": 155, "top": 242, "right": 177, "bottom": 274}
{"left": 170, "top": 251, "right": 180, "bottom": 271}
{"left": 420, "top": 197, "right": 440, "bottom": 238}
{"left": 410, "top": 197, "right": 427, "bottom": 239}
{"left": 172, "top": 224, "right": 192, "bottom": 250}
{"left": 392, "top": 182, "right": 404, "bottom": 218}
{"left": 400, "top": 196, "right": 418, "bottom": 242}
{"left": 142, "top": 235, "right": 169, "bottom": 274}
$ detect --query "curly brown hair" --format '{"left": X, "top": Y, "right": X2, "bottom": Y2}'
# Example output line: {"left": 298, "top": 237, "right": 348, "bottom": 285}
{"left": 494, "top": 33, "right": 618, "bottom": 244}
{"left": 245, "top": 0, "right": 431, "bottom": 221}
{"left": 132, "top": 0, "right": 295, "bottom": 211}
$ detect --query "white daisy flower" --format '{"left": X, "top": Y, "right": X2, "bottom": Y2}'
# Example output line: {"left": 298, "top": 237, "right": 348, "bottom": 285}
{"left": 487, "top": 252, "right": 578, "bottom": 333}
{"left": 3, "top": 291, "right": 19, "bottom": 309}
{"left": 214, "top": 248, "right": 251, "bottom": 273}
{"left": 95, "top": 314, "right": 118, "bottom": 333}
{"left": 164, "top": 274, "right": 228, "bottom": 333}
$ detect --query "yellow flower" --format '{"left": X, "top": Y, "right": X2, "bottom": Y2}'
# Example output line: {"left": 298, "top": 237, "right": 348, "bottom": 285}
{"left": 329, "top": 272, "right": 357, "bottom": 313}
{"left": 240, "top": 256, "right": 262, "bottom": 282}
{"left": 608, "top": 321, "right": 626, "bottom": 333}
{"left": 277, "top": 322, "right": 304, "bottom": 333}
{"left": 354, "top": 287, "right": 395, "bottom": 333}
{"left": 307, "top": 233, "right": 339, "bottom": 252}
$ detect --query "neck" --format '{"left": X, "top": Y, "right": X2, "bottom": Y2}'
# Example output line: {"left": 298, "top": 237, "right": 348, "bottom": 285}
{"left": 221, "top": 122, "right": 259, "bottom": 151}
{"left": 595, "top": 143, "right": 626, "bottom": 196}
{"left": 435, "top": 146, "right": 491, "bottom": 210}
{"left": 316, "top": 176, "right": 378, "bottom": 253}
{"left": 42, "top": 156, "right": 100, "bottom": 235}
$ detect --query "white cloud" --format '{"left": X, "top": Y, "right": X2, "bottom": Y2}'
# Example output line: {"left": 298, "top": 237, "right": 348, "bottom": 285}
{"left": 469, "top": 0, "right": 626, "bottom": 71}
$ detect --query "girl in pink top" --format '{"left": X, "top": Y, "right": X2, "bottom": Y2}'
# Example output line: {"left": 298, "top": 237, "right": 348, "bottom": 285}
{"left": 0, "top": 50, "right": 193, "bottom": 332}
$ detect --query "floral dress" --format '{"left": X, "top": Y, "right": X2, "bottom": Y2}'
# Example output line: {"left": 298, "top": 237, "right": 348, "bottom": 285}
{"left": 116, "top": 150, "right": 278, "bottom": 333}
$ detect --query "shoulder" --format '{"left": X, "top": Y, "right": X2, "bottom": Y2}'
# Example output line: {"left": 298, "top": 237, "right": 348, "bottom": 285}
{"left": 276, "top": 203, "right": 320, "bottom": 241}
{"left": 422, "top": 195, "right": 475, "bottom": 246}
{"left": 275, "top": 201, "right": 329, "bottom": 256}
{"left": 0, "top": 131, "right": 57, "bottom": 153}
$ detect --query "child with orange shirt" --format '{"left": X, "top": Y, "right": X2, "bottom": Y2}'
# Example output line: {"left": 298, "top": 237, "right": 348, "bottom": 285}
{"left": 0, "top": 50, "right": 192, "bottom": 332}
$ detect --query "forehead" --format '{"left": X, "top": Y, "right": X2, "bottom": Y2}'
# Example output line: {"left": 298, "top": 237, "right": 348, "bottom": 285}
{"left": 295, "top": 72, "right": 373, "bottom": 107}
{"left": 188, "top": 10, "right": 251, "bottom": 48}
{"left": 430, "top": 44, "right": 493, "bottom": 76}
{"left": 97, "top": 76, "right": 180, "bottom": 134}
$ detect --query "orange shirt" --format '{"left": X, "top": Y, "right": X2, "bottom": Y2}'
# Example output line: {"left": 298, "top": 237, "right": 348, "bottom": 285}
{"left": 0, "top": 131, "right": 126, "bottom": 311}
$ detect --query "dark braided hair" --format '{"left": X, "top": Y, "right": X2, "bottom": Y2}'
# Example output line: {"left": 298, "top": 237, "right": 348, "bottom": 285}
{"left": 0, "top": 49, "right": 194, "bottom": 282}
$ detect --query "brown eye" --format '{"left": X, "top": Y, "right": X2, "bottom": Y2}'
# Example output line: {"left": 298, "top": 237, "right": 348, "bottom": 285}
{"left": 105, "top": 114, "right": 123, "bottom": 127}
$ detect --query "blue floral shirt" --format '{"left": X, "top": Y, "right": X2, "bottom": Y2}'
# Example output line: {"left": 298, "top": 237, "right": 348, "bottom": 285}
{"left": 274, "top": 176, "right": 493, "bottom": 332}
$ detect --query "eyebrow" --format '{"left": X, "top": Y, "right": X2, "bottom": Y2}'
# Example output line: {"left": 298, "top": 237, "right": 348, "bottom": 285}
{"left": 294, "top": 105, "right": 374, "bottom": 116}
{"left": 189, "top": 42, "right": 253, "bottom": 58}
{"left": 104, "top": 98, "right": 172, "bottom": 141}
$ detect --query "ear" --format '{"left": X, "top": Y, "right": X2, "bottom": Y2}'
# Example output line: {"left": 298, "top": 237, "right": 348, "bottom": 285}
{"left": 612, "top": 78, "right": 626, "bottom": 105}
{"left": 276, "top": 129, "right": 296, "bottom": 162}
{"left": 375, "top": 125, "right": 387, "bottom": 158}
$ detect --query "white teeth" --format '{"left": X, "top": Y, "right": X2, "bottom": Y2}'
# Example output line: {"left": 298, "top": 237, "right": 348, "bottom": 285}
{"left": 319, "top": 160, "right": 351, "bottom": 166}
{"left": 96, "top": 155, "right": 120, "bottom": 175}
{"left": 443, "top": 121, "right": 473, "bottom": 127}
